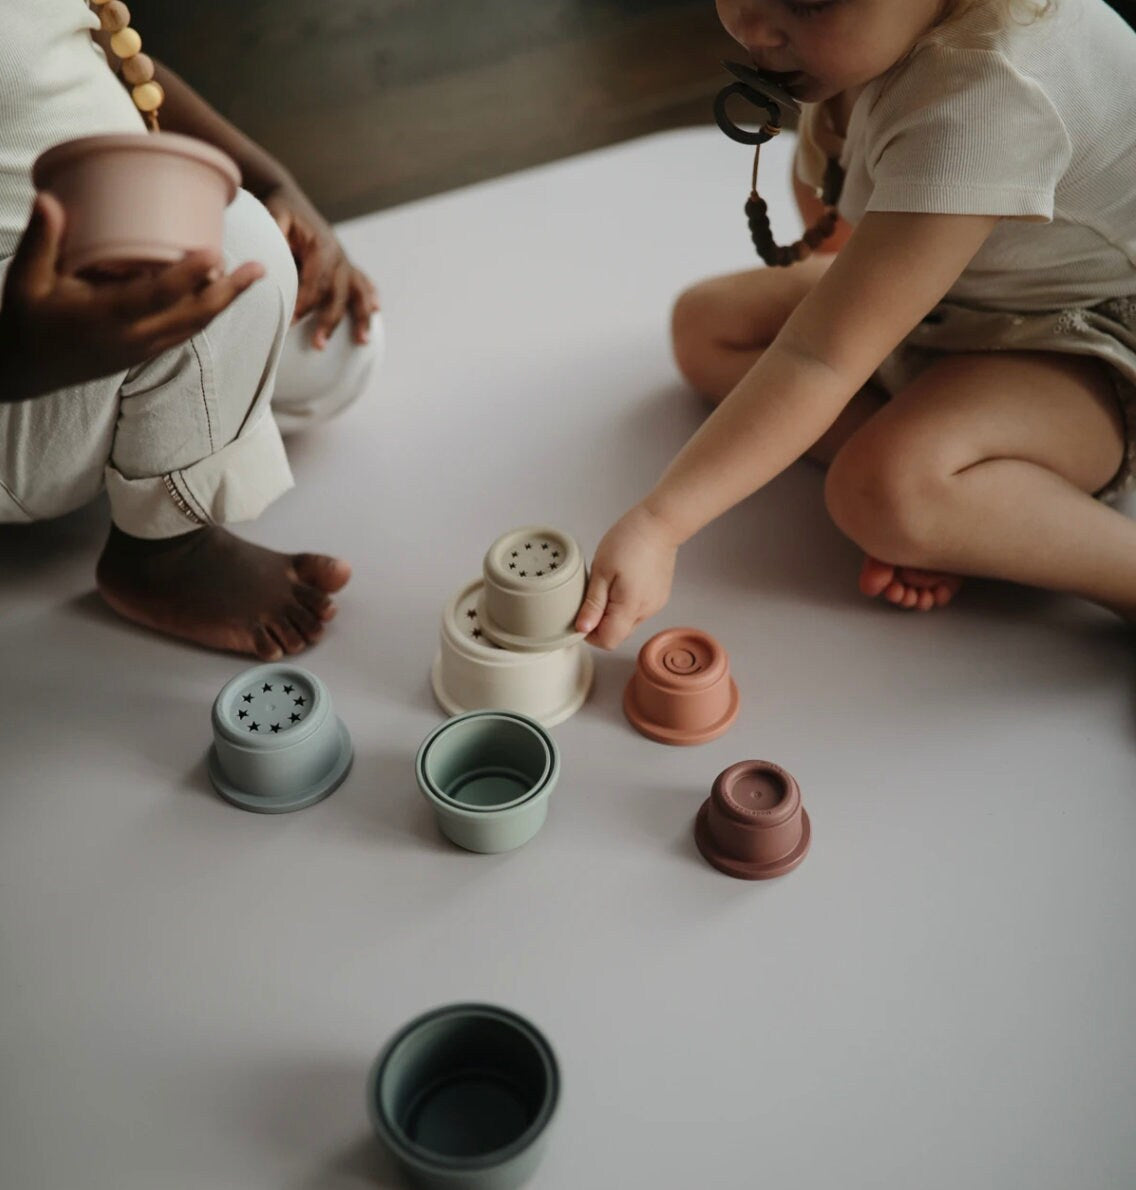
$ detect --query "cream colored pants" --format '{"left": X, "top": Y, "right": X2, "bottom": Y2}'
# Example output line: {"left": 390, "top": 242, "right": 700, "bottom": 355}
{"left": 0, "top": 188, "right": 377, "bottom": 537}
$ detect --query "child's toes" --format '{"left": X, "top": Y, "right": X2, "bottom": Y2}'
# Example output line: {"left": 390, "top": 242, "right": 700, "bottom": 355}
{"left": 295, "top": 583, "right": 337, "bottom": 622}
{"left": 292, "top": 552, "right": 351, "bottom": 592}
{"left": 859, "top": 556, "right": 897, "bottom": 597}
{"left": 288, "top": 604, "right": 325, "bottom": 645}
{"left": 252, "top": 623, "right": 284, "bottom": 661}
{"left": 269, "top": 615, "right": 307, "bottom": 655}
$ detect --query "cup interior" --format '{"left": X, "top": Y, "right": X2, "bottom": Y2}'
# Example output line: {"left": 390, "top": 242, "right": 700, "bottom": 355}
{"left": 422, "top": 715, "right": 550, "bottom": 810}
{"left": 379, "top": 1011, "right": 556, "bottom": 1161}
{"left": 725, "top": 767, "right": 788, "bottom": 814}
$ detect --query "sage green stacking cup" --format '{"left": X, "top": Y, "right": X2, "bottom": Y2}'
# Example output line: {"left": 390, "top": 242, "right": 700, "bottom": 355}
{"left": 415, "top": 711, "right": 559, "bottom": 853}
{"left": 368, "top": 1003, "right": 560, "bottom": 1190}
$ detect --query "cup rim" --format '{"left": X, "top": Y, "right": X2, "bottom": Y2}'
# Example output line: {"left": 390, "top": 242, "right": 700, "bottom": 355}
{"left": 622, "top": 674, "right": 740, "bottom": 746}
{"left": 416, "top": 710, "right": 558, "bottom": 814}
{"left": 207, "top": 718, "right": 353, "bottom": 813}
{"left": 368, "top": 1002, "right": 560, "bottom": 1172}
{"left": 430, "top": 647, "right": 594, "bottom": 729}
{"left": 476, "top": 589, "right": 588, "bottom": 653}
{"left": 33, "top": 131, "right": 241, "bottom": 198}
{"left": 441, "top": 578, "right": 553, "bottom": 662}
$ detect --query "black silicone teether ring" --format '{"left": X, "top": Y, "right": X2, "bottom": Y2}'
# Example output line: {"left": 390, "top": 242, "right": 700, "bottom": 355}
{"left": 713, "top": 60, "right": 802, "bottom": 146}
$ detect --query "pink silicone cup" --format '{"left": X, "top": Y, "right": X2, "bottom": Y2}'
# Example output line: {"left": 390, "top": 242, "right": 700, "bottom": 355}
{"left": 695, "top": 760, "right": 811, "bottom": 880}
{"left": 623, "top": 627, "right": 739, "bottom": 745}
{"left": 33, "top": 132, "right": 241, "bottom": 277}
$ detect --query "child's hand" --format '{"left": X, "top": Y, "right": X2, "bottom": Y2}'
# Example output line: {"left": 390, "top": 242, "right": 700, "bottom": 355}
{"left": 261, "top": 180, "right": 380, "bottom": 350}
{"left": 0, "top": 193, "right": 264, "bottom": 399}
{"left": 576, "top": 504, "right": 679, "bottom": 650}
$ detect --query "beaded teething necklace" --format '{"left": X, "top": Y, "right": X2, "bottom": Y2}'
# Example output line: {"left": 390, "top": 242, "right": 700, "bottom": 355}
{"left": 713, "top": 61, "right": 845, "bottom": 267}
{"left": 88, "top": 0, "right": 165, "bottom": 130}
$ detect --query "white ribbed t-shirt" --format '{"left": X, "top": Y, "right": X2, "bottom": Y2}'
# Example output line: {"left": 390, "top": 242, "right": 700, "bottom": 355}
{"left": 795, "top": 0, "right": 1136, "bottom": 311}
{"left": 0, "top": 0, "right": 144, "bottom": 259}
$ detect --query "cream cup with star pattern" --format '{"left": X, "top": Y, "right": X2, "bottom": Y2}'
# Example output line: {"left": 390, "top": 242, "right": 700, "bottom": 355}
{"left": 432, "top": 579, "right": 593, "bottom": 728}
{"left": 477, "top": 527, "right": 588, "bottom": 653}
{"left": 208, "top": 663, "right": 353, "bottom": 812}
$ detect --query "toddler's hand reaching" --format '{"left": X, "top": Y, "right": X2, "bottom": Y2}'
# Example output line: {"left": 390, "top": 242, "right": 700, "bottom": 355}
{"left": 262, "top": 180, "right": 380, "bottom": 350}
{"left": 576, "top": 504, "right": 679, "bottom": 650}
{"left": 0, "top": 193, "right": 264, "bottom": 399}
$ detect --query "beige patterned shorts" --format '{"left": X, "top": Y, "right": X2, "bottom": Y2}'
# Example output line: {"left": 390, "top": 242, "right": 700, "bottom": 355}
{"left": 871, "top": 295, "right": 1136, "bottom": 502}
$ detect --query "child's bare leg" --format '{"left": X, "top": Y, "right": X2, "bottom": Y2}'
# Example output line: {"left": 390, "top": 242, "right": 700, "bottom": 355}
{"left": 823, "top": 350, "right": 1134, "bottom": 616}
{"left": 671, "top": 256, "right": 886, "bottom": 464}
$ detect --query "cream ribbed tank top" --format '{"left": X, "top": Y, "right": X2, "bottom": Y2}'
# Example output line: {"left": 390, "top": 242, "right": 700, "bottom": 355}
{"left": 0, "top": 0, "right": 145, "bottom": 259}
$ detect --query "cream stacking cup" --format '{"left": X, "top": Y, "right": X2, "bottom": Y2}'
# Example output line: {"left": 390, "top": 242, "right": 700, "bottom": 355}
{"left": 432, "top": 580, "right": 593, "bottom": 728}
{"left": 33, "top": 132, "right": 240, "bottom": 277}
{"left": 476, "top": 527, "right": 588, "bottom": 653}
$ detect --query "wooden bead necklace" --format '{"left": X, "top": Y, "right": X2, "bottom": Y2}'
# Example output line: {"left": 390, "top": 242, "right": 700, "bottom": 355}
{"left": 713, "top": 61, "right": 845, "bottom": 268}
{"left": 88, "top": 0, "right": 164, "bottom": 130}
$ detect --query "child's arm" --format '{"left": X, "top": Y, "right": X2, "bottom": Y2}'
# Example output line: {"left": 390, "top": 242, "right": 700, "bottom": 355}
{"left": 792, "top": 172, "right": 852, "bottom": 255}
{"left": 1, "top": 193, "right": 262, "bottom": 403}
{"left": 577, "top": 209, "right": 1000, "bottom": 649}
{"left": 149, "top": 61, "right": 379, "bottom": 348}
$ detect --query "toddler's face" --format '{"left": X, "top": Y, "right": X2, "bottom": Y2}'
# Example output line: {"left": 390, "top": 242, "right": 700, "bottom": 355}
{"left": 715, "top": 0, "right": 948, "bottom": 102}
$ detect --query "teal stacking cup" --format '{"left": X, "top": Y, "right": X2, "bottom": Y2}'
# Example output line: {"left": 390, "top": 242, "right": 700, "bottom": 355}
{"left": 415, "top": 711, "right": 559, "bottom": 853}
{"left": 208, "top": 662, "right": 352, "bottom": 813}
{"left": 368, "top": 1003, "right": 560, "bottom": 1190}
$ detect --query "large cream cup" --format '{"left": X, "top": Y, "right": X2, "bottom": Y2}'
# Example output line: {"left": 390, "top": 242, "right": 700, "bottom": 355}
{"left": 432, "top": 581, "right": 593, "bottom": 728}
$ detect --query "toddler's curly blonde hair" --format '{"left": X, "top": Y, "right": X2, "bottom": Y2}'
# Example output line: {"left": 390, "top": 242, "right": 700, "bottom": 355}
{"left": 940, "top": 0, "right": 1053, "bottom": 24}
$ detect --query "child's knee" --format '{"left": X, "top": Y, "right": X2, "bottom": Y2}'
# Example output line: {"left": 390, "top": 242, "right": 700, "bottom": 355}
{"left": 271, "top": 312, "right": 383, "bottom": 434}
{"left": 222, "top": 189, "right": 299, "bottom": 323}
{"left": 671, "top": 281, "right": 728, "bottom": 392}
{"left": 824, "top": 428, "right": 949, "bottom": 561}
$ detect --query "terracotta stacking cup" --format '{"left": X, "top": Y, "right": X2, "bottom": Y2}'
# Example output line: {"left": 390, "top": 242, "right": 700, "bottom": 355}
{"left": 695, "top": 760, "right": 811, "bottom": 879}
{"left": 477, "top": 527, "right": 587, "bottom": 653}
{"left": 33, "top": 132, "right": 240, "bottom": 277}
{"left": 208, "top": 663, "right": 353, "bottom": 813}
{"left": 432, "top": 580, "right": 594, "bottom": 728}
{"left": 415, "top": 711, "right": 559, "bottom": 853}
{"left": 368, "top": 1003, "right": 560, "bottom": 1190}
{"left": 623, "top": 628, "right": 740, "bottom": 745}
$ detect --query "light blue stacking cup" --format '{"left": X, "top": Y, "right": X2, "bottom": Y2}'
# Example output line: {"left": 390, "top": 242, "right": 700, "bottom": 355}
{"left": 208, "top": 663, "right": 352, "bottom": 813}
{"left": 368, "top": 1003, "right": 560, "bottom": 1190}
{"left": 415, "top": 711, "right": 559, "bottom": 853}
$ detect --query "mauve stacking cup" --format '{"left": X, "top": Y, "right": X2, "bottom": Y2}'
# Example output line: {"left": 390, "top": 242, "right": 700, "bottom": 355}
{"left": 33, "top": 132, "right": 240, "bottom": 277}
{"left": 368, "top": 1003, "right": 560, "bottom": 1190}
{"left": 623, "top": 628, "right": 740, "bottom": 745}
{"left": 695, "top": 760, "right": 811, "bottom": 879}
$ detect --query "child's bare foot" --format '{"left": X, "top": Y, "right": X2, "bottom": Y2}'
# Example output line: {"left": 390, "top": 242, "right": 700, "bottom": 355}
{"left": 859, "top": 556, "right": 962, "bottom": 611}
{"left": 95, "top": 525, "right": 350, "bottom": 659}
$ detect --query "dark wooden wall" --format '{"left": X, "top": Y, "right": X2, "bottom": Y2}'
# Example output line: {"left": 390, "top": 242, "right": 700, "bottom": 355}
{"left": 143, "top": 0, "right": 737, "bottom": 221}
{"left": 142, "top": 0, "right": 1136, "bottom": 222}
